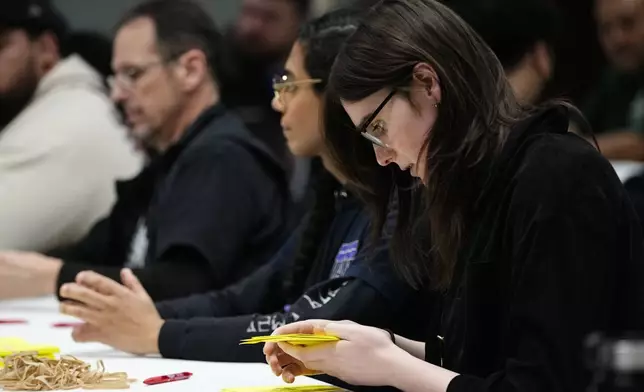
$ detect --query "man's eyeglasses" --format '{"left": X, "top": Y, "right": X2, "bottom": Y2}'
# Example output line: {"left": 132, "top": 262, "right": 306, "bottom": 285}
{"left": 272, "top": 74, "right": 322, "bottom": 107}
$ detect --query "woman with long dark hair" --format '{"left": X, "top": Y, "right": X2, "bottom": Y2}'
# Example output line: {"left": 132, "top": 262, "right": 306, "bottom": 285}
{"left": 264, "top": 1, "right": 644, "bottom": 391}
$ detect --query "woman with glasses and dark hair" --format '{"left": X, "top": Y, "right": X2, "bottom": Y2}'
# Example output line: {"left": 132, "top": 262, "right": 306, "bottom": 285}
{"left": 264, "top": 1, "right": 644, "bottom": 391}
{"left": 58, "top": 8, "right": 427, "bottom": 368}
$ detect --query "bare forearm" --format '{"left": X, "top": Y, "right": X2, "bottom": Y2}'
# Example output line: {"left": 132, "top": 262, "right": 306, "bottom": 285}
{"left": 0, "top": 281, "right": 54, "bottom": 299}
{"left": 0, "top": 256, "right": 61, "bottom": 299}
{"left": 596, "top": 131, "right": 644, "bottom": 161}
{"left": 393, "top": 334, "right": 426, "bottom": 360}
{"left": 389, "top": 349, "right": 458, "bottom": 392}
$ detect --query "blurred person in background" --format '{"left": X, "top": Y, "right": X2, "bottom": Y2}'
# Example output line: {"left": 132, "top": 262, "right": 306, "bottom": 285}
{"left": 0, "top": 0, "right": 142, "bottom": 253}
{"left": 447, "top": 0, "right": 560, "bottom": 105}
{"left": 219, "top": 0, "right": 311, "bottom": 200}
{"left": 0, "top": 0, "right": 292, "bottom": 301}
{"left": 583, "top": 0, "right": 644, "bottom": 160}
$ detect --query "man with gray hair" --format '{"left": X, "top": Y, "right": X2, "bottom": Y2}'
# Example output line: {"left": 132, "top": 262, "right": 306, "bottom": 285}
{"left": 0, "top": 0, "right": 292, "bottom": 302}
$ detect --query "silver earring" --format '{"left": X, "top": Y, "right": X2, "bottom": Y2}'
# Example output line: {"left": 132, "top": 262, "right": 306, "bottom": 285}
{"left": 433, "top": 102, "right": 439, "bottom": 108}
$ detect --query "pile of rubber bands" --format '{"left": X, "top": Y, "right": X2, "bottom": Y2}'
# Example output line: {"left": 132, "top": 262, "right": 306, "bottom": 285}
{"left": 0, "top": 352, "right": 133, "bottom": 390}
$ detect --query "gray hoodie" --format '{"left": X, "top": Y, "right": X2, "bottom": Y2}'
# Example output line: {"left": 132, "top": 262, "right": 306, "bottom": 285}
{"left": 0, "top": 55, "right": 142, "bottom": 252}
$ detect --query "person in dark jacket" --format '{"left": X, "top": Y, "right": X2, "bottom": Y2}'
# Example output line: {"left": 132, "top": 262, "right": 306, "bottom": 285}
{"left": 0, "top": 0, "right": 291, "bottom": 301}
{"left": 581, "top": 0, "right": 644, "bottom": 161}
{"left": 264, "top": 1, "right": 644, "bottom": 391}
{"left": 58, "top": 9, "right": 429, "bottom": 368}
{"left": 219, "top": 0, "right": 312, "bottom": 195}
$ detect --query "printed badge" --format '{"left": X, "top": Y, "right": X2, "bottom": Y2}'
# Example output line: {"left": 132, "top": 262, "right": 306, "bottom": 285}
{"left": 330, "top": 240, "right": 359, "bottom": 278}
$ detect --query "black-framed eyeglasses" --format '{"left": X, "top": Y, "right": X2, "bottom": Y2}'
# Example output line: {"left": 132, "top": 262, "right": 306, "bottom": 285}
{"left": 358, "top": 90, "right": 396, "bottom": 149}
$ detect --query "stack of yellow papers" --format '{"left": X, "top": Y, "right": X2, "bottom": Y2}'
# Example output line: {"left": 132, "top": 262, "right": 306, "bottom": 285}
{"left": 222, "top": 385, "right": 346, "bottom": 392}
{"left": 0, "top": 338, "right": 59, "bottom": 367}
{"left": 240, "top": 334, "right": 340, "bottom": 347}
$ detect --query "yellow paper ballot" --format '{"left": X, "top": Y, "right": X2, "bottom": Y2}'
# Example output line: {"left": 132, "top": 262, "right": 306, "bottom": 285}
{"left": 0, "top": 338, "right": 60, "bottom": 367}
{"left": 240, "top": 334, "right": 340, "bottom": 347}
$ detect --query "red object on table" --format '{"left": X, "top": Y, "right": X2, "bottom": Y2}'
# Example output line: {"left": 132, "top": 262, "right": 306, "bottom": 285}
{"left": 0, "top": 319, "right": 28, "bottom": 324}
{"left": 51, "top": 322, "right": 84, "bottom": 328}
{"left": 143, "top": 372, "right": 193, "bottom": 385}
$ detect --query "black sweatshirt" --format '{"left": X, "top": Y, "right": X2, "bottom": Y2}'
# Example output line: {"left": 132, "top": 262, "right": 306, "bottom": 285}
{"left": 52, "top": 104, "right": 292, "bottom": 301}
{"left": 155, "top": 192, "right": 429, "bottom": 362}
{"left": 422, "top": 106, "right": 644, "bottom": 392}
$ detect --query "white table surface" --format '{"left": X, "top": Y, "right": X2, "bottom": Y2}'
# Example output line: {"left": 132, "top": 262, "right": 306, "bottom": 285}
{"left": 0, "top": 296, "right": 328, "bottom": 391}
{"left": 611, "top": 160, "right": 644, "bottom": 183}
